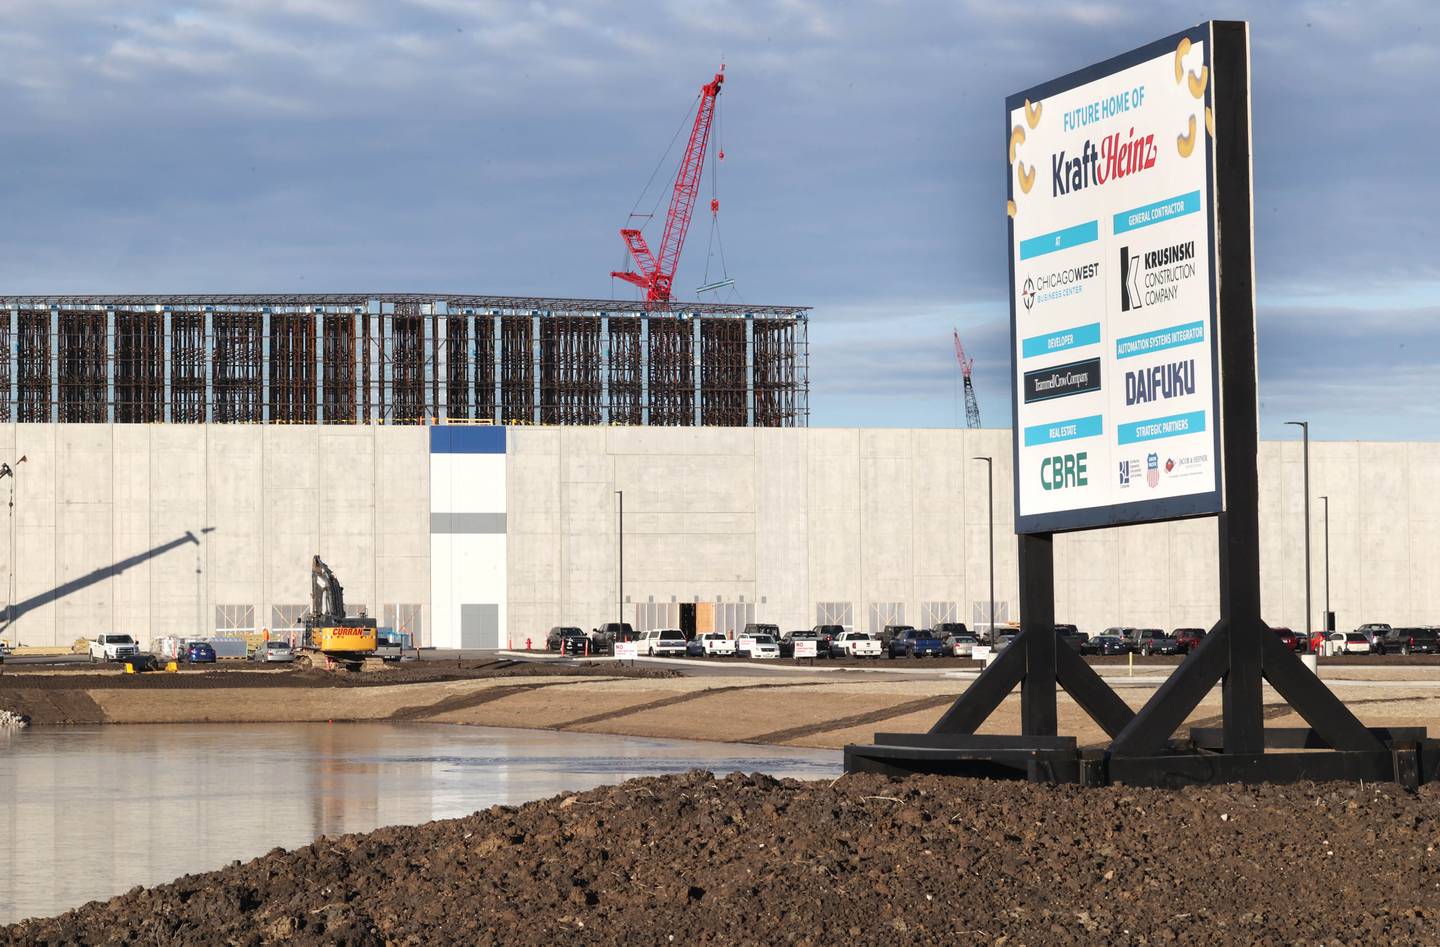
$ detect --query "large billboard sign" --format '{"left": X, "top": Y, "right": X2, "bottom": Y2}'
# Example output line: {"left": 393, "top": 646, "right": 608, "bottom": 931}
{"left": 1008, "top": 25, "right": 1223, "bottom": 533}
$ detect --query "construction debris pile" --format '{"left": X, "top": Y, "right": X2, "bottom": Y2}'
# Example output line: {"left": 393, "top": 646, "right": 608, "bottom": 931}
{"left": 6, "top": 771, "right": 1439, "bottom": 943}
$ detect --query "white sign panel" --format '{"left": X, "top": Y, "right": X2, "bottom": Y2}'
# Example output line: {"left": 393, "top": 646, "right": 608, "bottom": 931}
{"left": 1007, "top": 25, "right": 1222, "bottom": 533}
{"left": 793, "top": 639, "right": 818, "bottom": 659}
{"left": 614, "top": 641, "right": 638, "bottom": 660}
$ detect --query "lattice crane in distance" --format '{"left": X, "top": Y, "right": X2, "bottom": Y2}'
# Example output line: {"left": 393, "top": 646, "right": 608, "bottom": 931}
{"left": 953, "top": 329, "right": 982, "bottom": 429}
{"left": 611, "top": 66, "right": 725, "bottom": 304}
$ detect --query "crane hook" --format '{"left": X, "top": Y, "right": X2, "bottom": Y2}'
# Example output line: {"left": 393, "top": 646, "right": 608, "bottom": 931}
{"left": 710, "top": 198, "right": 719, "bottom": 215}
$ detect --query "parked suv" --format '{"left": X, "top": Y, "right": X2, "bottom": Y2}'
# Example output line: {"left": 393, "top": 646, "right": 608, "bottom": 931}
{"left": 546, "top": 626, "right": 589, "bottom": 654}
{"left": 742, "top": 623, "right": 781, "bottom": 643}
{"left": 1356, "top": 623, "right": 1392, "bottom": 648}
{"left": 1376, "top": 627, "right": 1440, "bottom": 656}
{"left": 638, "top": 628, "right": 687, "bottom": 657}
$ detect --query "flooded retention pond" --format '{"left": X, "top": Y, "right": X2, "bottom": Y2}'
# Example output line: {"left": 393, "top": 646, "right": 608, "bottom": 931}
{"left": 0, "top": 722, "right": 841, "bottom": 924}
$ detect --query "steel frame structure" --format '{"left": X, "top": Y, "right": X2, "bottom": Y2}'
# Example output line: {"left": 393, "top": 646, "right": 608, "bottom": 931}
{"left": 0, "top": 294, "right": 809, "bottom": 427}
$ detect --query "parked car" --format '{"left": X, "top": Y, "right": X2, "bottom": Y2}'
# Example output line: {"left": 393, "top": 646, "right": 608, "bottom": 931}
{"left": 880, "top": 625, "right": 915, "bottom": 649}
{"left": 888, "top": 627, "right": 945, "bottom": 659}
{"left": 89, "top": 633, "right": 141, "bottom": 663}
{"left": 1269, "top": 627, "right": 1300, "bottom": 651}
{"left": 811, "top": 624, "right": 845, "bottom": 653}
{"left": 253, "top": 640, "right": 294, "bottom": 663}
{"left": 780, "top": 630, "right": 824, "bottom": 658}
{"left": 1081, "top": 635, "right": 1127, "bottom": 656}
{"left": 1055, "top": 624, "right": 1086, "bottom": 650}
{"left": 1322, "top": 631, "right": 1373, "bottom": 655}
{"left": 742, "top": 623, "right": 781, "bottom": 644}
{"left": 638, "top": 628, "right": 688, "bottom": 657}
{"left": 1376, "top": 627, "right": 1440, "bottom": 656}
{"left": 830, "top": 631, "right": 882, "bottom": 659}
{"left": 736, "top": 633, "right": 780, "bottom": 659}
{"left": 1125, "top": 628, "right": 1179, "bottom": 656}
{"left": 546, "top": 625, "right": 588, "bottom": 653}
{"left": 184, "top": 641, "right": 217, "bottom": 664}
{"left": 1173, "top": 628, "right": 1207, "bottom": 653}
{"left": 696, "top": 632, "right": 736, "bottom": 657}
{"left": 933, "top": 622, "right": 970, "bottom": 642}
{"left": 995, "top": 633, "right": 1019, "bottom": 650}
{"left": 373, "top": 632, "right": 405, "bottom": 661}
{"left": 591, "top": 622, "right": 636, "bottom": 654}
{"left": 947, "top": 634, "right": 979, "bottom": 657}
{"left": 1355, "top": 623, "right": 1392, "bottom": 647}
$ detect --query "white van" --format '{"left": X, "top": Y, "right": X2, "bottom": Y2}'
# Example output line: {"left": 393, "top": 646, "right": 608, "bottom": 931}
{"left": 639, "top": 628, "right": 687, "bottom": 657}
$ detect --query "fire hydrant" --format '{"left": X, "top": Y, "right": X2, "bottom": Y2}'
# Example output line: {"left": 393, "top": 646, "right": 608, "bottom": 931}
{"left": 526, "top": 637, "right": 532, "bottom": 651}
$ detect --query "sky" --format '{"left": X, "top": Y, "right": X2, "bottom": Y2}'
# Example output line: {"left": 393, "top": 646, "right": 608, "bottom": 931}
{"left": 0, "top": 0, "right": 1437, "bottom": 439}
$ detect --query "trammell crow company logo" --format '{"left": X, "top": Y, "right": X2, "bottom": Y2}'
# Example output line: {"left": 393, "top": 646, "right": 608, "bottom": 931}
{"left": 1121, "top": 241, "right": 1198, "bottom": 311}
{"left": 1146, "top": 452, "right": 1160, "bottom": 488}
{"left": 1024, "top": 357, "right": 1102, "bottom": 404}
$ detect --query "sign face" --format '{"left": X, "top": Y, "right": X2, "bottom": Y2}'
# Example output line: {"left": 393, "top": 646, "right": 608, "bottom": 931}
{"left": 614, "top": 641, "right": 638, "bottom": 660}
{"left": 1008, "top": 25, "right": 1223, "bottom": 533}
{"left": 793, "top": 639, "right": 818, "bottom": 659}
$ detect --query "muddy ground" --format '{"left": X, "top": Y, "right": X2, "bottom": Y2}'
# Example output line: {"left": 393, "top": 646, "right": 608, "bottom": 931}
{"left": 6, "top": 771, "right": 1439, "bottom": 944}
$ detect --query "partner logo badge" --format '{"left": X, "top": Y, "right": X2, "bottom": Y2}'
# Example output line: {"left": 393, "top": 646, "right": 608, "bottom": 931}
{"left": 1146, "top": 452, "right": 1160, "bottom": 488}
{"left": 1022, "top": 277, "right": 1036, "bottom": 310}
{"left": 1120, "top": 246, "right": 1142, "bottom": 311}
{"left": 1119, "top": 459, "right": 1132, "bottom": 486}
{"left": 1022, "top": 261, "right": 1098, "bottom": 311}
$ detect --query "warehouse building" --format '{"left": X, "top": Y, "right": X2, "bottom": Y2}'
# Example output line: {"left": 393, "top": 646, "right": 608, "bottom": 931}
{"left": 0, "top": 421, "right": 1436, "bottom": 649}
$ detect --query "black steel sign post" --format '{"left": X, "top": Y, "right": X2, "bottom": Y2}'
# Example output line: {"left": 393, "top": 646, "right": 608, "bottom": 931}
{"left": 846, "top": 21, "right": 1433, "bottom": 788}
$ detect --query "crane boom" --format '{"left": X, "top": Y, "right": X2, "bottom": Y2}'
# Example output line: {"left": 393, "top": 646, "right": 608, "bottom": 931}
{"left": 612, "top": 67, "right": 725, "bottom": 303}
{"left": 953, "top": 329, "right": 982, "bottom": 429}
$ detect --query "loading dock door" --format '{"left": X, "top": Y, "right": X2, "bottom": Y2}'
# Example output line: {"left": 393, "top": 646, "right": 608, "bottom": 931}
{"left": 461, "top": 603, "right": 499, "bottom": 650}
{"left": 679, "top": 603, "right": 696, "bottom": 638}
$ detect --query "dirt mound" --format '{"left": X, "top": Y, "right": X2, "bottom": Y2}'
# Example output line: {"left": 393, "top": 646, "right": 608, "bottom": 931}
{"left": 8, "top": 772, "right": 1440, "bottom": 943}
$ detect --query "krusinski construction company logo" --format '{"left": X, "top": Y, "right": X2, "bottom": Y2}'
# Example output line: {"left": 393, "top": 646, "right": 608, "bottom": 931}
{"left": 1021, "top": 261, "right": 1099, "bottom": 311}
{"left": 1120, "top": 240, "right": 1198, "bottom": 311}
{"left": 1051, "top": 126, "right": 1159, "bottom": 198}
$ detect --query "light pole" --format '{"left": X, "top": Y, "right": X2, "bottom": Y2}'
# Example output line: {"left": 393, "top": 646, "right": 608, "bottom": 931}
{"left": 974, "top": 457, "right": 994, "bottom": 644}
{"left": 1285, "top": 420, "right": 1311, "bottom": 634}
{"left": 1320, "top": 494, "right": 1331, "bottom": 630}
{"left": 0, "top": 456, "right": 27, "bottom": 631}
{"left": 615, "top": 489, "right": 624, "bottom": 632}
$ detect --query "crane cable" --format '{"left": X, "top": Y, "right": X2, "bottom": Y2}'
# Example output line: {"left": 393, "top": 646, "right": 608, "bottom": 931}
{"left": 701, "top": 93, "right": 738, "bottom": 300}
{"left": 613, "top": 91, "right": 705, "bottom": 297}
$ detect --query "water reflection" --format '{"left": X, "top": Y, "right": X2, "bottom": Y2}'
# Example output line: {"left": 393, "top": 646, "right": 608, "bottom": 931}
{"left": 0, "top": 723, "right": 839, "bottom": 925}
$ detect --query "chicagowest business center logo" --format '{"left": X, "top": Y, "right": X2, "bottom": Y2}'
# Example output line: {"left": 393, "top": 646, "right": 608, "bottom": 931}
{"left": 1119, "top": 240, "right": 1197, "bottom": 311}
{"left": 1021, "top": 261, "right": 1098, "bottom": 311}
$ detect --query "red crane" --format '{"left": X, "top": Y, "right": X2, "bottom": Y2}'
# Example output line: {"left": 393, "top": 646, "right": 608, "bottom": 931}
{"left": 953, "top": 329, "right": 982, "bottom": 429}
{"left": 611, "top": 66, "right": 725, "bottom": 304}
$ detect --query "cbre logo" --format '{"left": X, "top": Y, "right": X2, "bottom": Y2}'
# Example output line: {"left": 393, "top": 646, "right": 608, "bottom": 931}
{"left": 1041, "top": 452, "right": 1088, "bottom": 491}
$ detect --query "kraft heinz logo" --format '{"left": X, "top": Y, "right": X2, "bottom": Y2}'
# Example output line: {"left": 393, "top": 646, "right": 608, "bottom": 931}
{"left": 1052, "top": 127, "right": 1158, "bottom": 197}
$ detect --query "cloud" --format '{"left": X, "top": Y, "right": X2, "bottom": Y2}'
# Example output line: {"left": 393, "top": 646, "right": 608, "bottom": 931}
{"left": 0, "top": 1, "right": 1435, "bottom": 437}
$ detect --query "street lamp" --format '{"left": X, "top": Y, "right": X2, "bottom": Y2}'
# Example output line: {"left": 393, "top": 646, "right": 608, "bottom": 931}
{"left": 1319, "top": 495, "right": 1331, "bottom": 630}
{"left": 974, "top": 457, "right": 994, "bottom": 644}
{"left": 615, "top": 489, "right": 624, "bottom": 632}
{"left": 0, "top": 455, "right": 27, "bottom": 630}
{"left": 1284, "top": 420, "right": 1311, "bottom": 635}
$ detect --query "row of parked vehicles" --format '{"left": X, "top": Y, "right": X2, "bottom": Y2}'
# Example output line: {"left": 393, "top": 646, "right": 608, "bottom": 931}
{"left": 545, "top": 619, "right": 1440, "bottom": 662}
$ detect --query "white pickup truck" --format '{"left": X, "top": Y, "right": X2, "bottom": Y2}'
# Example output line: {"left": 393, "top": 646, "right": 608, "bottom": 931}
{"left": 830, "top": 632, "right": 882, "bottom": 659}
{"left": 698, "top": 632, "right": 736, "bottom": 656}
{"left": 89, "top": 633, "right": 141, "bottom": 663}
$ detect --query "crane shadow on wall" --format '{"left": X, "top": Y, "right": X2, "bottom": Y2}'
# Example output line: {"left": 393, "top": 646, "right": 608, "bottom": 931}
{"left": 1, "top": 527, "right": 215, "bottom": 632}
